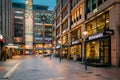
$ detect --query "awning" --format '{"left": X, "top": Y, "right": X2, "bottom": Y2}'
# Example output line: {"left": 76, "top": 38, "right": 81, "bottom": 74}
{"left": 0, "top": 39, "right": 5, "bottom": 43}
{"left": 5, "top": 43, "right": 19, "bottom": 49}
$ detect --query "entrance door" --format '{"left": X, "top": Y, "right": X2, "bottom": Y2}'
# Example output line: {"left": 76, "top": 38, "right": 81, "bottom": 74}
{"left": 99, "top": 38, "right": 110, "bottom": 65}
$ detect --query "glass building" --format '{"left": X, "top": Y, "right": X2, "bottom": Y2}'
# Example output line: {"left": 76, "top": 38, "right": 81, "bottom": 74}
{"left": 12, "top": 1, "right": 53, "bottom": 55}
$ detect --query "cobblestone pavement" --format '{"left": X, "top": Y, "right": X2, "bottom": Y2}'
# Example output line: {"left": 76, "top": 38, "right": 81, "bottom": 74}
{"left": 0, "top": 55, "right": 120, "bottom": 80}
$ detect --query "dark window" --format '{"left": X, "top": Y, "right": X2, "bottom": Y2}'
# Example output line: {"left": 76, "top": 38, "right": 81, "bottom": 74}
{"left": 92, "top": 0, "right": 96, "bottom": 9}
{"left": 98, "top": 0, "right": 102, "bottom": 6}
{"left": 87, "top": 0, "right": 92, "bottom": 13}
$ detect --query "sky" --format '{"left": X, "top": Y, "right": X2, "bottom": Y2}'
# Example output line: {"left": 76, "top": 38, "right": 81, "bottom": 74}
{"left": 12, "top": 0, "right": 56, "bottom": 10}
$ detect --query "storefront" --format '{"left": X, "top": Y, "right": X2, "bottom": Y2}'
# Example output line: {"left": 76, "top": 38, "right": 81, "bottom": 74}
{"left": 70, "top": 27, "right": 82, "bottom": 61}
{"left": 86, "top": 32, "right": 112, "bottom": 66}
{"left": 70, "top": 40, "right": 82, "bottom": 61}
{"left": 61, "top": 47, "right": 68, "bottom": 58}
{"left": 0, "top": 34, "right": 5, "bottom": 60}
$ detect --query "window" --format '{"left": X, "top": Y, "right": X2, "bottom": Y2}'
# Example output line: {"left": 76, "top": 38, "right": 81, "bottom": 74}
{"left": 62, "top": 20, "right": 68, "bottom": 32}
{"left": 77, "top": 8, "right": 79, "bottom": 20}
{"left": 87, "top": 20, "right": 96, "bottom": 36}
{"left": 105, "top": 12, "right": 109, "bottom": 29}
{"left": 98, "top": 0, "right": 102, "bottom": 6}
{"left": 71, "top": 28, "right": 81, "bottom": 42}
{"left": 97, "top": 14, "right": 105, "bottom": 31}
{"left": 87, "top": 0, "right": 92, "bottom": 13}
{"left": 62, "top": 6, "right": 68, "bottom": 19}
{"left": 56, "top": 27, "right": 60, "bottom": 36}
{"left": 86, "top": 12, "right": 109, "bottom": 35}
{"left": 92, "top": 0, "right": 96, "bottom": 9}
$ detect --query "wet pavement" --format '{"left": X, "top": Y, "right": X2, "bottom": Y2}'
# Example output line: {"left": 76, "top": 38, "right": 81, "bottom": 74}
{"left": 0, "top": 55, "right": 120, "bottom": 80}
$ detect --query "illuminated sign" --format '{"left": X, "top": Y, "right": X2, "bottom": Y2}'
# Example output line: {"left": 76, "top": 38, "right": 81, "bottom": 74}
{"left": 105, "top": 29, "right": 114, "bottom": 35}
{"left": 0, "top": 34, "right": 3, "bottom": 39}
{"left": 88, "top": 33, "right": 103, "bottom": 40}
{"left": 72, "top": 40, "right": 79, "bottom": 45}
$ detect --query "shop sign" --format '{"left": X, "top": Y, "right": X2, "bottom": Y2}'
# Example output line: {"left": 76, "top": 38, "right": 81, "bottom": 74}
{"left": 104, "top": 29, "right": 114, "bottom": 35}
{"left": 72, "top": 40, "right": 79, "bottom": 45}
{"left": 88, "top": 33, "right": 103, "bottom": 40}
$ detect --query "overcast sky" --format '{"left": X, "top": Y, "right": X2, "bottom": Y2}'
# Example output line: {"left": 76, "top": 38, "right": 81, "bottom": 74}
{"left": 12, "top": 0, "right": 56, "bottom": 10}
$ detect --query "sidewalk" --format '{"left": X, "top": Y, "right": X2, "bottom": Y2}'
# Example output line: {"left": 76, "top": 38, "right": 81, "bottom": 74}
{"left": 0, "top": 56, "right": 20, "bottom": 80}
{"left": 52, "top": 57, "right": 120, "bottom": 80}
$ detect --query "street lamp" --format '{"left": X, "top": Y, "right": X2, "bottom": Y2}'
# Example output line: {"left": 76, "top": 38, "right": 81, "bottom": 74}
{"left": 58, "top": 40, "right": 62, "bottom": 62}
{"left": 83, "top": 30, "right": 88, "bottom": 70}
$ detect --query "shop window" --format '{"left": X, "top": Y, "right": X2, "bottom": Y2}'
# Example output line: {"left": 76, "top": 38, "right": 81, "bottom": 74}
{"left": 86, "top": 39, "right": 110, "bottom": 64}
{"left": 99, "top": 39, "right": 109, "bottom": 64}
{"left": 70, "top": 45, "right": 82, "bottom": 61}
{"left": 86, "top": 41, "right": 99, "bottom": 59}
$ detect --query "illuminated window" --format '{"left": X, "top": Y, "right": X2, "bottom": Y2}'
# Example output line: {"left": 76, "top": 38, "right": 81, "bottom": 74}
{"left": 97, "top": 14, "right": 105, "bottom": 31}
{"left": 86, "top": 12, "right": 109, "bottom": 35}
{"left": 87, "top": 20, "right": 96, "bottom": 36}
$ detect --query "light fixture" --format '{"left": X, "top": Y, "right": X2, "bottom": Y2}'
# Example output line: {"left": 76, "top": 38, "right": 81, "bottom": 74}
{"left": 83, "top": 30, "right": 88, "bottom": 36}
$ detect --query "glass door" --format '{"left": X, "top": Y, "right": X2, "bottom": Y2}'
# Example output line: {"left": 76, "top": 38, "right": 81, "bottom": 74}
{"left": 99, "top": 38, "right": 110, "bottom": 65}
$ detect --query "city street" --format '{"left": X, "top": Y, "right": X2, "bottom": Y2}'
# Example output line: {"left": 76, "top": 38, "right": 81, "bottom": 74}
{"left": 0, "top": 55, "right": 120, "bottom": 80}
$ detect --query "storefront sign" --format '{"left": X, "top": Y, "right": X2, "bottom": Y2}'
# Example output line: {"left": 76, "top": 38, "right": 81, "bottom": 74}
{"left": 72, "top": 40, "right": 79, "bottom": 45}
{"left": 105, "top": 29, "right": 114, "bottom": 35}
{"left": 88, "top": 33, "right": 103, "bottom": 40}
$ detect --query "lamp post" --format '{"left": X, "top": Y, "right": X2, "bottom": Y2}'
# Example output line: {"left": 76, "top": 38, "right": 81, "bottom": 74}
{"left": 58, "top": 40, "right": 62, "bottom": 62}
{"left": 83, "top": 30, "right": 88, "bottom": 70}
